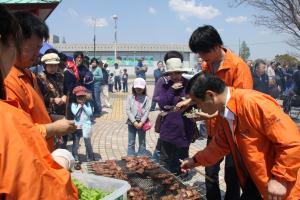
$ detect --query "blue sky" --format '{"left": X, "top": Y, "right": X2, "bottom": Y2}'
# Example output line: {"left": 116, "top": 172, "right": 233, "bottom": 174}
{"left": 46, "top": 0, "right": 293, "bottom": 60}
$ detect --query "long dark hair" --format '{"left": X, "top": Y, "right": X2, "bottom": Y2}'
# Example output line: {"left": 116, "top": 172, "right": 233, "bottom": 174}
{"left": 0, "top": 4, "right": 23, "bottom": 99}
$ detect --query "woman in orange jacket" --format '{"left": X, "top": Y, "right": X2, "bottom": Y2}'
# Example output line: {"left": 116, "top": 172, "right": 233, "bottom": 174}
{"left": 181, "top": 72, "right": 300, "bottom": 200}
{"left": 0, "top": 5, "right": 77, "bottom": 199}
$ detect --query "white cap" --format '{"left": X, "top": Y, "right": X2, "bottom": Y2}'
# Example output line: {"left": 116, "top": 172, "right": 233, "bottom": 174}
{"left": 133, "top": 77, "right": 146, "bottom": 89}
{"left": 41, "top": 53, "right": 60, "bottom": 64}
{"left": 52, "top": 149, "right": 75, "bottom": 170}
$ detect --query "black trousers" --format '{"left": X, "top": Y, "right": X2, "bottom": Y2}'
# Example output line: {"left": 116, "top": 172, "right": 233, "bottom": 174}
{"left": 205, "top": 137, "right": 240, "bottom": 200}
{"left": 240, "top": 178, "right": 262, "bottom": 200}
{"left": 159, "top": 140, "right": 189, "bottom": 175}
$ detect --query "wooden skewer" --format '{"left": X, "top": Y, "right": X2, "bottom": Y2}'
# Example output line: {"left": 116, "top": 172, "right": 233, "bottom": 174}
{"left": 194, "top": 168, "right": 215, "bottom": 183}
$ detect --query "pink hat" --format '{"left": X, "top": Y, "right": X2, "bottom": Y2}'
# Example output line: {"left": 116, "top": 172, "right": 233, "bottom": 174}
{"left": 73, "top": 86, "right": 87, "bottom": 96}
{"left": 133, "top": 78, "right": 146, "bottom": 89}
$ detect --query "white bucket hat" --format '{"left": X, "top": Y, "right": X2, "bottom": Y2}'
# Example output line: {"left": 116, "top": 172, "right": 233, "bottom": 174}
{"left": 164, "top": 58, "right": 191, "bottom": 75}
{"left": 41, "top": 53, "right": 60, "bottom": 65}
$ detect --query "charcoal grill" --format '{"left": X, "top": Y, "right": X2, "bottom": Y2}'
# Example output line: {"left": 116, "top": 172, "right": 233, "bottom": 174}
{"left": 85, "top": 160, "right": 205, "bottom": 200}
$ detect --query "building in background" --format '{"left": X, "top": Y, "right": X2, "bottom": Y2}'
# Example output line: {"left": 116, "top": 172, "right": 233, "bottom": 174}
{"left": 52, "top": 41, "right": 198, "bottom": 76}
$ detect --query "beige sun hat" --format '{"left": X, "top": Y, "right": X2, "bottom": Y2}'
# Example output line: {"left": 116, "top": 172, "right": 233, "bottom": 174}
{"left": 41, "top": 53, "right": 60, "bottom": 64}
{"left": 164, "top": 57, "right": 191, "bottom": 75}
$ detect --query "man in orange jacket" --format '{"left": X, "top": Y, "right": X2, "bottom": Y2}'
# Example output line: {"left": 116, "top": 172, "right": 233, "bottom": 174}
{"left": 181, "top": 72, "right": 300, "bottom": 200}
{"left": 0, "top": 5, "right": 77, "bottom": 199}
{"left": 4, "top": 11, "right": 76, "bottom": 151}
{"left": 185, "top": 25, "right": 253, "bottom": 200}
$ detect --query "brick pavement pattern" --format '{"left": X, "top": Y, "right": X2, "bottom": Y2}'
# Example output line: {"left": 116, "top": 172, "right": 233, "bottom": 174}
{"left": 77, "top": 80, "right": 226, "bottom": 198}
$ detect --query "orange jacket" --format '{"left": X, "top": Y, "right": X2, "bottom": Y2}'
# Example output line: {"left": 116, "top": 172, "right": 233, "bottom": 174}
{"left": 4, "top": 66, "right": 54, "bottom": 151}
{"left": 0, "top": 100, "right": 78, "bottom": 199}
{"left": 202, "top": 48, "right": 253, "bottom": 137}
{"left": 193, "top": 88, "right": 300, "bottom": 199}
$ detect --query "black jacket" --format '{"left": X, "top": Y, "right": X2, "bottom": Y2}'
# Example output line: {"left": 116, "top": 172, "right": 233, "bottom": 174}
{"left": 253, "top": 72, "right": 269, "bottom": 94}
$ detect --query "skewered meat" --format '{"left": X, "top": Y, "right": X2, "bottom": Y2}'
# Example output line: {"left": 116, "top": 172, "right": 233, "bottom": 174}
{"left": 161, "top": 187, "right": 201, "bottom": 200}
{"left": 91, "top": 161, "right": 128, "bottom": 180}
{"left": 124, "top": 156, "right": 159, "bottom": 174}
{"left": 127, "top": 187, "right": 148, "bottom": 200}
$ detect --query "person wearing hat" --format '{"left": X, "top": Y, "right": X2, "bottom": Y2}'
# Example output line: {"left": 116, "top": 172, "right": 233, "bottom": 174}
{"left": 153, "top": 50, "right": 197, "bottom": 175}
{"left": 37, "top": 53, "right": 67, "bottom": 148}
{"left": 126, "top": 77, "right": 151, "bottom": 156}
{"left": 71, "top": 85, "right": 96, "bottom": 162}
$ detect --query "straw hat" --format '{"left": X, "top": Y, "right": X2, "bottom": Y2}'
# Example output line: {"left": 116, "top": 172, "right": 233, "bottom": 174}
{"left": 164, "top": 58, "right": 190, "bottom": 75}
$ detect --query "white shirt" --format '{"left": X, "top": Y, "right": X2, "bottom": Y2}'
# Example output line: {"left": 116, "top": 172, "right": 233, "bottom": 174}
{"left": 267, "top": 66, "right": 275, "bottom": 78}
{"left": 220, "top": 88, "right": 236, "bottom": 140}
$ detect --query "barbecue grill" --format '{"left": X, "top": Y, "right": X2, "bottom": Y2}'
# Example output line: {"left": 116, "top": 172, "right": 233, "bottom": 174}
{"left": 83, "top": 159, "right": 205, "bottom": 200}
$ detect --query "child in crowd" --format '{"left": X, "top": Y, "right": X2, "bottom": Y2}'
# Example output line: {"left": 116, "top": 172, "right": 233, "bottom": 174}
{"left": 126, "top": 78, "right": 151, "bottom": 156}
{"left": 71, "top": 86, "right": 95, "bottom": 162}
{"left": 122, "top": 68, "right": 129, "bottom": 92}
{"left": 108, "top": 73, "right": 114, "bottom": 93}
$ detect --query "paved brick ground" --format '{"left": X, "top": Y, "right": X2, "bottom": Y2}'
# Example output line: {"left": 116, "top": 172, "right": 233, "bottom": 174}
{"left": 75, "top": 80, "right": 227, "bottom": 198}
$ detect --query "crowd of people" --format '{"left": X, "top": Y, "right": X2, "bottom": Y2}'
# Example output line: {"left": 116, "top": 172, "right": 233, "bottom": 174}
{"left": 1, "top": 3, "right": 300, "bottom": 200}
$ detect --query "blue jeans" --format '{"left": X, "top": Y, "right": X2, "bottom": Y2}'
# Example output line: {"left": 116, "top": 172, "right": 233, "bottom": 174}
{"left": 122, "top": 80, "right": 128, "bottom": 92}
{"left": 127, "top": 124, "right": 146, "bottom": 156}
{"left": 114, "top": 76, "right": 121, "bottom": 91}
{"left": 72, "top": 129, "right": 82, "bottom": 161}
{"left": 93, "top": 84, "right": 102, "bottom": 114}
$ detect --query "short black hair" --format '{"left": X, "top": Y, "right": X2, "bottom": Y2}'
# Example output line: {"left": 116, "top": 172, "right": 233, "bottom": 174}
{"left": 44, "top": 48, "right": 59, "bottom": 55}
{"left": 189, "top": 25, "right": 223, "bottom": 53}
{"left": 0, "top": 4, "right": 23, "bottom": 99}
{"left": 164, "top": 51, "right": 183, "bottom": 63}
{"left": 157, "top": 60, "right": 163, "bottom": 65}
{"left": 114, "top": 63, "right": 118, "bottom": 67}
{"left": 0, "top": 4, "right": 22, "bottom": 49}
{"left": 254, "top": 59, "right": 266, "bottom": 70}
{"left": 186, "top": 72, "right": 226, "bottom": 100}
{"left": 90, "top": 57, "right": 98, "bottom": 64}
{"left": 58, "top": 52, "right": 67, "bottom": 62}
{"left": 14, "top": 11, "right": 49, "bottom": 41}
{"left": 73, "top": 51, "right": 83, "bottom": 59}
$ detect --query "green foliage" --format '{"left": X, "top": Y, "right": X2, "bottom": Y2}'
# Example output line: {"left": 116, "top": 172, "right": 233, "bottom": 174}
{"left": 274, "top": 54, "right": 300, "bottom": 66}
{"left": 73, "top": 178, "right": 111, "bottom": 200}
{"left": 240, "top": 41, "right": 250, "bottom": 61}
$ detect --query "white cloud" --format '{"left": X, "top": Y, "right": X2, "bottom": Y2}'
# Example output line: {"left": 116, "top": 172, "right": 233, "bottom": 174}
{"left": 225, "top": 16, "right": 247, "bottom": 24}
{"left": 148, "top": 7, "right": 156, "bottom": 14}
{"left": 185, "top": 27, "right": 193, "bottom": 33}
{"left": 168, "top": 0, "right": 220, "bottom": 20}
{"left": 67, "top": 8, "right": 79, "bottom": 18}
{"left": 84, "top": 17, "right": 108, "bottom": 27}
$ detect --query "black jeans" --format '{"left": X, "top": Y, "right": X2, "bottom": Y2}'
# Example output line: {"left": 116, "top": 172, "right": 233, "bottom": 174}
{"left": 240, "top": 178, "right": 262, "bottom": 200}
{"left": 205, "top": 137, "right": 240, "bottom": 200}
{"left": 159, "top": 140, "right": 189, "bottom": 175}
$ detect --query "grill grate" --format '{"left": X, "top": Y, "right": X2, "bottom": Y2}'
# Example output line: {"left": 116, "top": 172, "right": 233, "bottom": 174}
{"left": 86, "top": 160, "right": 204, "bottom": 199}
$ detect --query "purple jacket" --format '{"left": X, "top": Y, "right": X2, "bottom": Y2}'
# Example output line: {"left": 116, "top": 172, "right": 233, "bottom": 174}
{"left": 156, "top": 76, "right": 196, "bottom": 148}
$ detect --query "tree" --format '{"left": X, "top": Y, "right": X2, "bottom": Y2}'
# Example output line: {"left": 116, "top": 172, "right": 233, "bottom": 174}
{"left": 274, "top": 54, "right": 300, "bottom": 66}
{"left": 239, "top": 41, "right": 250, "bottom": 61}
{"left": 230, "top": 0, "right": 300, "bottom": 50}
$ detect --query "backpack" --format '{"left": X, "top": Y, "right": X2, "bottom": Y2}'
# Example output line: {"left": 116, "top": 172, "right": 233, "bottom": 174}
{"left": 84, "top": 70, "right": 94, "bottom": 85}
